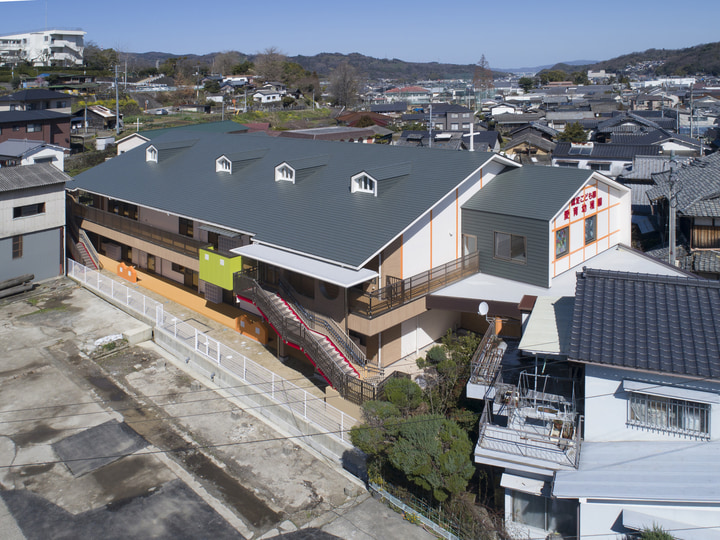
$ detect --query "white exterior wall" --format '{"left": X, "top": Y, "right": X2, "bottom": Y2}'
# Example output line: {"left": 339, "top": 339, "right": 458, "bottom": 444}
{"left": 0, "top": 184, "right": 65, "bottom": 237}
{"left": 400, "top": 159, "right": 509, "bottom": 278}
{"left": 400, "top": 309, "right": 460, "bottom": 358}
{"left": 579, "top": 500, "right": 720, "bottom": 539}
{"left": 550, "top": 175, "right": 631, "bottom": 278}
{"left": 138, "top": 207, "right": 182, "bottom": 236}
{"left": 583, "top": 364, "right": 720, "bottom": 442}
{"left": 22, "top": 147, "right": 65, "bottom": 170}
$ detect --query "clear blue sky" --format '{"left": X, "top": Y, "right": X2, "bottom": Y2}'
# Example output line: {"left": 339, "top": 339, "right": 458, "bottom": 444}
{"left": 1, "top": 0, "right": 717, "bottom": 70}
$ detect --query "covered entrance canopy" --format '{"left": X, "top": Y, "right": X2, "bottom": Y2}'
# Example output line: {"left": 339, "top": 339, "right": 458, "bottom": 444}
{"left": 231, "top": 243, "right": 378, "bottom": 288}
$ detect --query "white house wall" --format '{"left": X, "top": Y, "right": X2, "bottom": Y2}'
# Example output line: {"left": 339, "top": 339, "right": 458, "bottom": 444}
{"left": 583, "top": 364, "right": 720, "bottom": 442}
{"left": 400, "top": 159, "right": 507, "bottom": 278}
{"left": 550, "top": 176, "right": 631, "bottom": 278}
{"left": 0, "top": 184, "right": 65, "bottom": 237}
{"left": 22, "top": 147, "right": 65, "bottom": 170}
{"left": 400, "top": 309, "right": 460, "bottom": 358}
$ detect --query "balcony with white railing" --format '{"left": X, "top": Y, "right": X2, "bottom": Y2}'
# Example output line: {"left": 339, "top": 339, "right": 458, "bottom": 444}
{"left": 471, "top": 344, "right": 583, "bottom": 474}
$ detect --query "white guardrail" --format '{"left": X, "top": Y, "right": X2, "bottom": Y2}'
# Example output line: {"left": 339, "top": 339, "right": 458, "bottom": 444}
{"left": 67, "top": 259, "right": 356, "bottom": 449}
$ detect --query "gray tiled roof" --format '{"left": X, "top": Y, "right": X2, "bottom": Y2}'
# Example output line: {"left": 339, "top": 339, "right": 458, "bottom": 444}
{"left": 0, "top": 89, "right": 70, "bottom": 102}
{"left": 597, "top": 112, "right": 662, "bottom": 132}
{"left": 553, "top": 142, "right": 661, "bottom": 160}
{"left": 618, "top": 155, "right": 691, "bottom": 181}
{"left": 569, "top": 268, "right": 720, "bottom": 379}
{"left": 0, "top": 162, "right": 70, "bottom": 192}
{"left": 612, "top": 128, "right": 706, "bottom": 149}
{"left": 0, "top": 110, "right": 70, "bottom": 123}
{"left": 71, "top": 130, "right": 502, "bottom": 269}
{"left": 0, "top": 138, "right": 51, "bottom": 158}
{"left": 646, "top": 152, "right": 720, "bottom": 217}
{"left": 504, "top": 133, "right": 556, "bottom": 153}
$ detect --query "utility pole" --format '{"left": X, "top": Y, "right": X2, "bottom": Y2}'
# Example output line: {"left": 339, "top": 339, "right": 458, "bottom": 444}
{"left": 667, "top": 155, "right": 681, "bottom": 267}
{"left": 114, "top": 65, "right": 120, "bottom": 135}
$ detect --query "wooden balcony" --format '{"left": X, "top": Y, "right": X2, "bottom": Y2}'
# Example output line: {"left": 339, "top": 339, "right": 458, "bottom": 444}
{"left": 350, "top": 251, "right": 480, "bottom": 319}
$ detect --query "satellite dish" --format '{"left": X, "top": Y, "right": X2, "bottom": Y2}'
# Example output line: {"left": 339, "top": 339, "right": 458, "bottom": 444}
{"left": 478, "top": 302, "right": 489, "bottom": 316}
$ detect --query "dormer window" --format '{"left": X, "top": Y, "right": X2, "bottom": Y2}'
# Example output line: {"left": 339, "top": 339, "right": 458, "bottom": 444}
{"left": 216, "top": 156, "right": 232, "bottom": 173}
{"left": 351, "top": 173, "right": 377, "bottom": 196}
{"left": 275, "top": 163, "right": 295, "bottom": 183}
{"left": 146, "top": 145, "right": 158, "bottom": 163}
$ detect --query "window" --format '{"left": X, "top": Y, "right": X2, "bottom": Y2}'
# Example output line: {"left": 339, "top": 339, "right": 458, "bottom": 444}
{"left": 351, "top": 173, "right": 376, "bottom": 195}
{"left": 584, "top": 215, "right": 596, "bottom": 245}
{"left": 451, "top": 123, "right": 459, "bottom": 130}
{"left": 589, "top": 162, "right": 610, "bottom": 172}
{"left": 511, "top": 491, "right": 577, "bottom": 537}
{"left": 494, "top": 232, "right": 526, "bottom": 263}
{"left": 13, "top": 202, "right": 45, "bottom": 218}
{"left": 146, "top": 146, "right": 158, "bottom": 162}
{"left": 179, "top": 217, "right": 194, "bottom": 238}
{"left": 216, "top": 156, "right": 231, "bottom": 173}
{"left": 275, "top": 163, "right": 295, "bottom": 183}
{"left": 628, "top": 393, "right": 709, "bottom": 439}
{"left": 12, "top": 125, "right": 20, "bottom": 132}
{"left": 555, "top": 227, "right": 569, "bottom": 258}
{"left": 462, "top": 234, "right": 477, "bottom": 255}
{"left": 56, "top": 101, "right": 66, "bottom": 108}
{"left": 556, "top": 161, "right": 579, "bottom": 168}
{"left": 451, "top": 113, "right": 458, "bottom": 118}
{"left": 27, "top": 123, "right": 42, "bottom": 133}
{"left": 12, "top": 235, "right": 23, "bottom": 259}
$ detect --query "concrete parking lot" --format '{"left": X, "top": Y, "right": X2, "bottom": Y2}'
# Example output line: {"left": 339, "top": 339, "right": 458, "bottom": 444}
{"left": 0, "top": 278, "right": 436, "bottom": 540}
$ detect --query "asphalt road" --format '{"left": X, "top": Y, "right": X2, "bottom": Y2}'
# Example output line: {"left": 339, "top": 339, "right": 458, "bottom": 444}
{"left": 0, "top": 278, "right": 436, "bottom": 540}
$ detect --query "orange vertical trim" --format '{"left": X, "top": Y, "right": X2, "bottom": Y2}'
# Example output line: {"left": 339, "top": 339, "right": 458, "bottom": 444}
{"left": 400, "top": 234, "right": 403, "bottom": 279}
{"left": 480, "top": 168, "right": 483, "bottom": 189}
{"left": 455, "top": 188, "right": 459, "bottom": 259}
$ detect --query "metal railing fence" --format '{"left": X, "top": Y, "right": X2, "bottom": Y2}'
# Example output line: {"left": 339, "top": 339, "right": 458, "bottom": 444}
{"left": 67, "top": 259, "right": 356, "bottom": 447}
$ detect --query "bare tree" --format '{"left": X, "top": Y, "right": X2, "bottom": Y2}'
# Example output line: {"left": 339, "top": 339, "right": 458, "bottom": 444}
{"left": 213, "top": 51, "right": 241, "bottom": 76}
{"left": 330, "top": 62, "right": 359, "bottom": 107}
{"left": 473, "top": 54, "right": 494, "bottom": 98}
{"left": 253, "top": 46, "right": 286, "bottom": 82}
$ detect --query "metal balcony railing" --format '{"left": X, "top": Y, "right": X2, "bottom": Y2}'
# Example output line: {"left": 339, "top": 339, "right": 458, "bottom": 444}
{"left": 73, "top": 201, "right": 207, "bottom": 259}
{"left": 350, "top": 251, "right": 480, "bottom": 318}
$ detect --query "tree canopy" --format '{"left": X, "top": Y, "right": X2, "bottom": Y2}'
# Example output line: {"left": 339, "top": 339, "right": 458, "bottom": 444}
{"left": 329, "top": 61, "right": 360, "bottom": 107}
{"left": 557, "top": 121, "right": 588, "bottom": 143}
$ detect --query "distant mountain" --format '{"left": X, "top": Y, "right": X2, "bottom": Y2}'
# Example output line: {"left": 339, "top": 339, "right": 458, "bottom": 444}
{"left": 127, "top": 41, "right": 720, "bottom": 80}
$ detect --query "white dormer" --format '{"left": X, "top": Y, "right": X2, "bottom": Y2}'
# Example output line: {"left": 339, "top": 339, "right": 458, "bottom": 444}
{"left": 275, "top": 163, "right": 295, "bottom": 183}
{"left": 351, "top": 172, "right": 377, "bottom": 196}
{"left": 216, "top": 155, "right": 232, "bottom": 173}
{"left": 146, "top": 145, "right": 158, "bottom": 163}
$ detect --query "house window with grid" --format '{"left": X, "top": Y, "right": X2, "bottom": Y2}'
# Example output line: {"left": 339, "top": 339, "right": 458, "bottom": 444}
{"left": 584, "top": 215, "right": 596, "bottom": 245}
{"left": 494, "top": 232, "right": 526, "bottom": 263}
{"left": 27, "top": 123, "right": 42, "bottom": 133}
{"left": 351, "top": 174, "right": 376, "bottom": 195}
{"left": 12, "top": 235, "right": 23, "bottom": 259}
{"left": 216, "top": 157, "right": 231, "bottom": 173}
{"left": 628, "top": 392, "right": 710, "bottom": 440}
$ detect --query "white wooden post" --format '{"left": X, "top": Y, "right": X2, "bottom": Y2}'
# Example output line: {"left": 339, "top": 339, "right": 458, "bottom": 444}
{"left": 194, "top": 328, "right": 198, "bottom": 351}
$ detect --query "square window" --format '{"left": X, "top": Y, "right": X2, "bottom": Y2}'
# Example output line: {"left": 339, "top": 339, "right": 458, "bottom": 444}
{"left": 494, "top": 232, "right": 526, "bottom": 263}
{"left": 556, "top": 227, "right": 569, "bottom": 258}
{"left": 585, "top": 215, "right": 596, "bottom": 245}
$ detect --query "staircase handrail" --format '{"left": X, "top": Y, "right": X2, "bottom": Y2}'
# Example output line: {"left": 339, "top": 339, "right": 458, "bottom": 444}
{"left": 278, "top": 279, "right": 368, "bottom": 368}
{"left": 235, "top": 273, "right": 351, "bottom": 392}
{"left": 78, "top": 228, "right": 102, "bottom": 270}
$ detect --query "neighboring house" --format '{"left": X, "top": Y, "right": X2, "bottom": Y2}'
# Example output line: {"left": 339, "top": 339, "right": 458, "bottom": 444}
{"left": 395, "top": 131, "right": 464, "bottom": 150}
{"left": 0, "top": 89, "right": 72, "bottom": 114}
{"left": 424, "top": 103, "right": 475, "bottom": 131}
{"left": 611, "top": 128, "right": 709, "bottom": 156}
{"left": 0, "top": 139, "right": 65, "bottom": 170}
{"left": 552, "top": 142, "right": 662, "bottom": 178}
{"left": 493, "top": 113, "right": 546, "bottom": 134}
{"left": 466, "top": 262, "right": 702, "bottom": 539}
{"left": 261, "top": 82, "right": 286, "bottom": 96}
{"left": 0, "top": 110, "right": 72, "bottom": 148}
{"left": 370, "top": 102, "right": 408, "bottom": 117}
{"left": 630, "top": 92, "right": 676, "bottom": 111}
{"left": 72, "top": 105, "right": 122, "bottom": 131}
{"left": 0, "top": 29, "right": 85, "bottom": 67}
{"left": 462, "top": 131, "right": 501, "bottom": 153}
{"left": 278, "top": 126, "right": 388, "bottom": 143}
{"left": 646, "top": 152, "right": 720, "bottom": 279}
{"left": 545, "top": 111, "right": 596, "bottom": 132}
{"left": 557, "top": 269, "right": 720, "bottom": 539}
{"left": 594, "top": 112, "right": 673, "bottom": 143}
{"left": 616, "top": 154, "right": 691, "bottom": 216}
{"left": 383, "top": 86, "right": 432, "bottom": 105}
{"left": 0, "top": 162, "right": 69, "bottom": 282}
{"left": 252, "top": 90, "right": 282, "bottom": 105}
